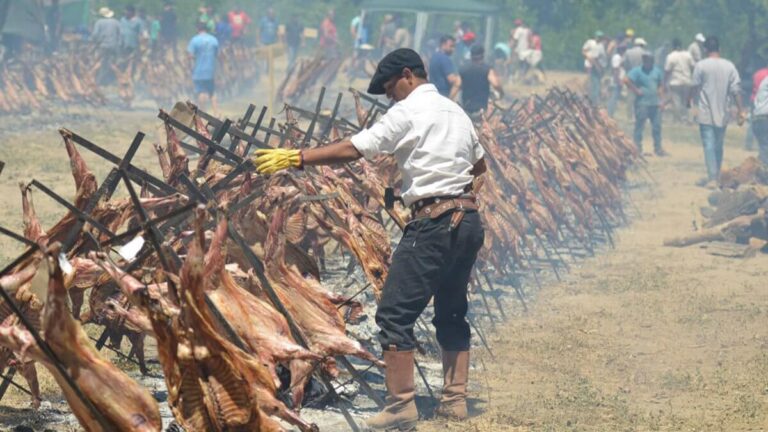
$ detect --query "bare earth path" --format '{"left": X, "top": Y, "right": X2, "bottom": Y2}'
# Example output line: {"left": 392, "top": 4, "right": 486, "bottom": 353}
{"left": 421, "top": 122, "right": 768, "bottom": 431}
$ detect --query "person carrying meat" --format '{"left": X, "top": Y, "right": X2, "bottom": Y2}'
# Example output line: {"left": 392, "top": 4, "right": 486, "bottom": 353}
{"left": 253, "top": 48, "right": 486, "bottom": 431}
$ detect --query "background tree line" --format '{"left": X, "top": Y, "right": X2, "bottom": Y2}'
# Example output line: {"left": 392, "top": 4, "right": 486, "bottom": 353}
{"left": 100, "top": 0, "right": 768, "bottom": 73}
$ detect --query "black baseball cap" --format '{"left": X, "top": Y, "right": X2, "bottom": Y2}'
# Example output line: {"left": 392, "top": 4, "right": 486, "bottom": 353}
{"left": 368, "top": 48, "right": 425, "bottom": 95}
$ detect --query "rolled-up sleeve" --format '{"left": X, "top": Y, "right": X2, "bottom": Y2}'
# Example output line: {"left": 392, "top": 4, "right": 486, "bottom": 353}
{"left": 350, "top": 104, "right": 410, "bottom": 160}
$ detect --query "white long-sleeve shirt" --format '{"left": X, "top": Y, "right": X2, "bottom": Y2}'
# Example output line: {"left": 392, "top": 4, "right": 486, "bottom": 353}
{"left": 351, "top": 84, "right": 484, "bottom": 206}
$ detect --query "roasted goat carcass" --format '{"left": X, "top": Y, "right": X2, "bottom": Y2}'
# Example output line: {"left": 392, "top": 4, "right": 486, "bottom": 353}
{"left": 0, "top": 245, "right": 162, "bottom": 431}
{"left": 0, "top": 262, "right": 44, "bottom": 408}
{"left": 94, "top": 209, "right": 318, "bottom": 431}
{"left": 264, "top": 207, "right": 383, "bottom": 367}
{"left": 202, "top": 215, "right": 323, "bottom": 407}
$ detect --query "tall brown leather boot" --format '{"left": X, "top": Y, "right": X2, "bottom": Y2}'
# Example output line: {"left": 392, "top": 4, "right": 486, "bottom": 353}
{"left": 434, "top": 350, "right": 469, "bottom": 420}
{"left": 363, "top": 349, "right": 418, "bottom": 431}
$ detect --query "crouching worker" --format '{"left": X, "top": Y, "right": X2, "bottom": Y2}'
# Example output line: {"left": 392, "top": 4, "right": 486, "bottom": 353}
{"left": 253, "top": 48, "right": 487, "bottom": 431}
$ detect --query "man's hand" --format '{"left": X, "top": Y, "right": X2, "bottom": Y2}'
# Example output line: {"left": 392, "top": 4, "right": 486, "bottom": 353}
{"left": 253, "top": 149, "right": 302, "bottom": 174}
{"left": 737, "top": 111, "right": 747, "bottom": 126}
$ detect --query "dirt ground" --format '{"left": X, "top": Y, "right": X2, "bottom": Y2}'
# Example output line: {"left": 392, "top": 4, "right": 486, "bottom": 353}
{"left": 419, "top": 104, "right": 768, "bottom": 430}
{"left": 0, "top": 70, "right": 767, "bottom": 431}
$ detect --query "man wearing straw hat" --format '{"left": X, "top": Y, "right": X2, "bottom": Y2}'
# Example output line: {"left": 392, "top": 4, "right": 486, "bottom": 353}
{"left": 253, "top": 48, "right": 487, "bottom": 431}
{"left": 91, "top": 7, "right": 121, "bottom": 85}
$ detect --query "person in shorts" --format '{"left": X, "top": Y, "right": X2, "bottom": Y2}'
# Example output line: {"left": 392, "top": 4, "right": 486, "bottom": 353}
{"left": 187, "top": 21, "right": 220, "bottom": 112}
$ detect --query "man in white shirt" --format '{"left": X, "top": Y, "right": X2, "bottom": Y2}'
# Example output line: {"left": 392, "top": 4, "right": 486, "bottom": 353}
{"left": 689, "top": 33, "right": 705, "bottom": 63}
{"left": 512, "top": 19, "right": 531, "bottom": 61}
{"left": 664, "top": 38, "right": 695, "bottom": 123}
{"left": 607, "top": 44, "right": 626, "bottom": 117}
{"left": 510, "top": 18, "right": 531, "bottom": 79}
{"left": 253, "top": 48, "right": 486, "bottom": 431}
{"left": 583, "top": 30, "right": 608, "bottom": 104}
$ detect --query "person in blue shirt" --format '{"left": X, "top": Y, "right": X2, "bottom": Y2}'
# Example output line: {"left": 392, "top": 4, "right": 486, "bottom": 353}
{"left": 624, "top": 51, "right": 668, "bottom": 156}
{"left": 258, "top": 8, "right": 279, "bottom": 46}
{"left": 187, "top": 21, "right": 220, "bottom": 112}
{"left": 429, "top": 35, "right": 462, "bottom": 99}
{"left": 214, "top": 14, "right": 232, "bottom": 44}
{"left": 120, "top": 5, "right": 143, "bottom": 56}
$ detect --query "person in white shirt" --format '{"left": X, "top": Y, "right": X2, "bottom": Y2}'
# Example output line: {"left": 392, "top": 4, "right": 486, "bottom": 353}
{"left": 583, "top": 30, "right": 608, "bottom": 104}
{"left": 252, "top": 48, "right": 486, "bottom": 431}
{"left": 607, "top": 44, "right": 627, "bottom": 117}
{"left": 607, "top": 44, "right": 626, "bottom": 117}
{"left": 689, "top": 36, "right": 745, "bottom": 187}
{"left": 689, "top": 33, "right": 705, "bottom": 63}
{"left": 664, "top": 38, "right": 696, "bottom": 123}
{"left": 510, "top": 18, "right": 531, "bottom": 79}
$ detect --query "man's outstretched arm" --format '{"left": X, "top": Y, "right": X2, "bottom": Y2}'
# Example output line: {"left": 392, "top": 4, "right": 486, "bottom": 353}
{"left": 302, "top": 140, "right": 363, "bottom": 166}
{"left": 252, "top": 140, "right": 363, "bottom": 174}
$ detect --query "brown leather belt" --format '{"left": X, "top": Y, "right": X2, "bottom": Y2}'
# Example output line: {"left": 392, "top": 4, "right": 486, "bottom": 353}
{"left": 411, "top": 196, "right": 478, "bottom": 230}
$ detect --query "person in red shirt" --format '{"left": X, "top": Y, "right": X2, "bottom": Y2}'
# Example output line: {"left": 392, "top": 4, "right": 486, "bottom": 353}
{"left": 523, "top": 30, "right": 544, "bottom": 84}
{"left": 227, "top": 5, "right": 251, "bottom": 42}
{"left": 319, "top": 9, "right": 338, "bottom": 57}
{"left": 752, "top": 67, "right": 768, "bottom": 102}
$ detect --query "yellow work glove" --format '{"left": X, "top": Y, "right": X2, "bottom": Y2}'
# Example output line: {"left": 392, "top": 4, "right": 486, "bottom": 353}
{"left": 253, "top": 148, "right": 303, "bottom": 174}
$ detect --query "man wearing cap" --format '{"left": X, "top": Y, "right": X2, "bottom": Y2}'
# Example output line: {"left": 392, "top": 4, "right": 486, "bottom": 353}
{"left": 460, "top": 45, "right": 504, "bottom": 117}
{"left": 689, "top": 33, "right": 706, "bottom": 63}
{"left": 624, "top": 38, "right": 647, "bottom": 71}
{"left": 91, "top": 7, "right": 121, "bottom": 85}
{"left": 430, "top": 35, "right": 462, "bottom": 100}
{"left": 252, "top": 48, "right": 486, "bottom": 431}
{"left": 625, "top": 51, "right": 667, "bottom": 156}
{"left": 457, "top": 31, "right": 477, "bottom": 67}
{"left": 623, "top": 38, "right": 647, "bottom": 116}
{"left": 621, "top": 28, "right": 635, "bottom": 50}
{"left": 582, "top": 31, "right": 608, "bottom": 104}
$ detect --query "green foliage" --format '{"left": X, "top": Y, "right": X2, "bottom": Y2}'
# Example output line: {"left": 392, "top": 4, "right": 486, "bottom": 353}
{"left": 495, "top": 0, "right": 768, "bottom": 71}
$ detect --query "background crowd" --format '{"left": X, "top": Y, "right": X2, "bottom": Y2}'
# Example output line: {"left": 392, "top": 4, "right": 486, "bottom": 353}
{"left": 0, "top": 1, "right": 764, "bottom": 189}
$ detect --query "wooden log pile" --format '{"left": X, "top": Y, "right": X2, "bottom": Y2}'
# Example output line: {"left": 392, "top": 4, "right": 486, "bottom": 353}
{"left": 0, "top": 87, "right": 644, "bottom": 431}
{"left": 664, "top": 156, "right": 768, "bottom": 256}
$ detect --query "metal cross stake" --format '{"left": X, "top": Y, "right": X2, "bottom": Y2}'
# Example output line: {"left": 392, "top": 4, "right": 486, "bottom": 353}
{"left": 63, "top": 129, "right": 178, "bottom": 197}
{"left": 182, "top": 180, "right": 377, "bottom": 432}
